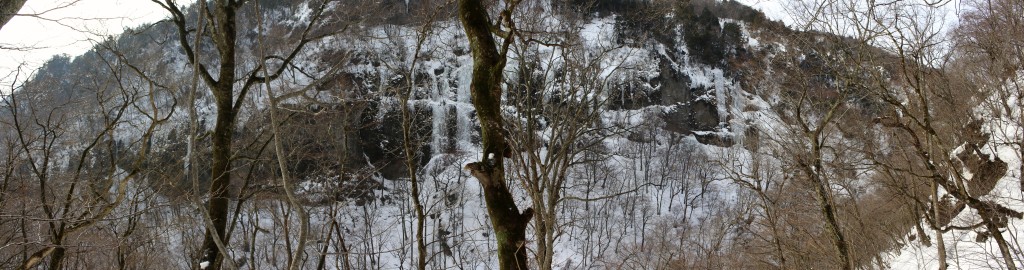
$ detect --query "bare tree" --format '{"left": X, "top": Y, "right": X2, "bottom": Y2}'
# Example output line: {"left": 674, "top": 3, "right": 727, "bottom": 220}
{"left": 152, "top": 1, "right": 333, "bottom": 268}
{"left": 390, "top": 7, "right": 453, "bottom": 269}
{"left": 0, "top": 41, "right": 167, "bottom": 269}
{"left": 457, "top": 0, "right": 534, "bottom": 268}
{"left": 502, "top": 10, "right": 628, "bottom": 267}
{"left": 956, "top": 0, "right": 1024, "bottom": 192}
{"left": 812, "top": 1, "right": 1024, "bottom": 268}
{"left": 716, "top": 141, "right": 791, "bottom": 269}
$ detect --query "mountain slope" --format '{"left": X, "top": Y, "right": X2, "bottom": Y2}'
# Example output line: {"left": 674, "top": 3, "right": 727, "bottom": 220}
{"left": 1, "top": 0, "right": 1021, "bottom": 269}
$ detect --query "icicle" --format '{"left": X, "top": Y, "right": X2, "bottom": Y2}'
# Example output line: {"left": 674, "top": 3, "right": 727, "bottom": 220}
{"left": 714, "top": 69, "right": 727, "bottom": 125}
{"left": 456, "top": 59, "right": 473, "bottom": 150}
{"left": 431, "top": 61, "right": 447, "bottom": 155}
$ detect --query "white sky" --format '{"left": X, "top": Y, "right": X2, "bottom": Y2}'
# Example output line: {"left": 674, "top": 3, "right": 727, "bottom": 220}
{"left": 736, "top": 0, "right": 794, "bottom": 25}
{"left": 738, "top": 0, "right": 963, "bottom": 32}
{"left": 0, "top": 0, "right": 195, "bottom": 90}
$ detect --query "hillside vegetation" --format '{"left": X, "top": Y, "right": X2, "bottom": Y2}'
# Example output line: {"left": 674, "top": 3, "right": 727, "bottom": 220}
{"left": 0, "top": 0, "right": 1022, "bottom": 269}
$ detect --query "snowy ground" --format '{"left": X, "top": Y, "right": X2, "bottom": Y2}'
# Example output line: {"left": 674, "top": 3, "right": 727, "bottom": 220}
{"left": 888, "top": 79, "right": 1024, "bottom": 269}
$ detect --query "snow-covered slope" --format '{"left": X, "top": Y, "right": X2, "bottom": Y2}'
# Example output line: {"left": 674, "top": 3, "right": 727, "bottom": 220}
{"left": 7, "top": 0, "right": 1021, "bottom": 269}
{"left": 888, "top": 73, "right": 1024, "bottom": 270}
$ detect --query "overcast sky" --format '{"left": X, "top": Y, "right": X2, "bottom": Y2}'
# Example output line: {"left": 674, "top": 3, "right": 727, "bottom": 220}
{"left": 0, "top": 0, "right": 195, "bottom": 89}
{"left": 737, "top": 0, "right": 793, "bottom": 25}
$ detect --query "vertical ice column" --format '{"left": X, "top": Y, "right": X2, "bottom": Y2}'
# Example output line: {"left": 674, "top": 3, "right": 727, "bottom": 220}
{"left": 430, "top": 65, "right": 448, "bottom": 156}
{"left": 714, "top": 69, "right": 727, "bottom": 125}
{"left": 455, "top": 58, "right": 473, "bottom": 150}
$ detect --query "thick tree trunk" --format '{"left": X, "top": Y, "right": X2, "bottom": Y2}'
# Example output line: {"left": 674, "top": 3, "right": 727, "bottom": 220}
{"left": 457, "top": 0, "right": 533, "bottom": 269}
{"left": 535, "top": 214, "right": 551, "bottom": 270}
{"left": 161, "top": 0, "right": 324, "bottom": 268}
{"left": 17, "top": 246, "right": 54, "bottom": 270}
{"left": 201, "top": 92, "right": 235, "bottom": 269}
{"left": 811, "top": 177, "right": 851, "bottom": 270}
{"left": 932, "top": 183, "right": 948, "bottom": 270}
{"left": 935, "top": 225, "right": 947, "bottom": 270}
{"left": 986, "top": 213, "right": 1018, "bottom": 270}
{"left": 534, "top": 195, "right": 558, "bottom": 270}
{"left": 467, "top": 163, "right": 533, "bottom": 270}
{"left": 802, "top": 156, "right": 851, "bottom": 270}
{"left": 200, "top": 1, "right": 239, "bottom": 268}
{"left": 47, "top": 246, "right": 64, "bottom": 270}
{"left": 0, "top": 0, "right": 27, "bottom": 30}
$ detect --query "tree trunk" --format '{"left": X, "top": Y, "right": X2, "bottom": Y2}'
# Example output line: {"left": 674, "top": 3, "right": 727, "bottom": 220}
{"left": 401, "top": 22, "right": 431, "bottom": 270}
{"left": 987, "top": 215, "right": 1018, "bottom": 270}
{"left": 200, "top": 1, "right": 239, "bottom": 267}
{"left": 932, "top": 182, "right": 947, "bottom": 270}
{"left": 534, "top": 211, "right": 551, "bottom": 270}
{"left": 160, "top": 0, "right": 326, "bottom": 268}
{"left": 0, "top": 0, "right": 27, "bottom": 30}
{"left": 201, "top": 86, "right": 236, "bottom": 269}
{"left": 802, "top": 158, "right": 851, "bottom": 270}
{"left": 812, "top": 179, "right": 852, "bottom": 270}
{"left": 468, "top": 163, "right": 533, "bottom": 270}
{"left": 400, "top": 79, "right": 428, "bottom": 270}
{"left": 17, "top": 246, "right": 55, "bottom": 270}
{"left": 47, "top": 246, "right": 65, "bottom": 270}
{"left": 457, "top": 0, "right": 533, "bottom": 269}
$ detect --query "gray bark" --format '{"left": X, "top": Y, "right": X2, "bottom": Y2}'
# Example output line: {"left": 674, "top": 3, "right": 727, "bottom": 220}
{"left": 0, "top": 0, "right": 28, "bottom": 31}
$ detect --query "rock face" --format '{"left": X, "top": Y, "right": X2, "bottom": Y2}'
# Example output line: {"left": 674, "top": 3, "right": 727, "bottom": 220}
{"left": 10, "top": 0, "right": 800, "bottom": 215}
{"left": 9, "top": 0, "right": 975, "bottom": 269}
{"left": 14, "top": 0, "right": 771, "bottom": 186}
{"left": 658, "top": 63, "right": 721, "bottom": 135}
{"left": 958, "top": 120, "right": 1009, "bottom": 198}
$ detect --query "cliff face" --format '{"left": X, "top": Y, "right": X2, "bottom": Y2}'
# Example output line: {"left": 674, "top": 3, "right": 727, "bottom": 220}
{"left": 6, "top": 0, "right": 781, "bottom": 179}
{"left": 0, "top": 0, "right": 919, "bottom": 269}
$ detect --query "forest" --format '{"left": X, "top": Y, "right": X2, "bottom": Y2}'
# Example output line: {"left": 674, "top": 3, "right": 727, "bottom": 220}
{"left": 0, "top": 0, "right": 1023, "bottom": 269}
